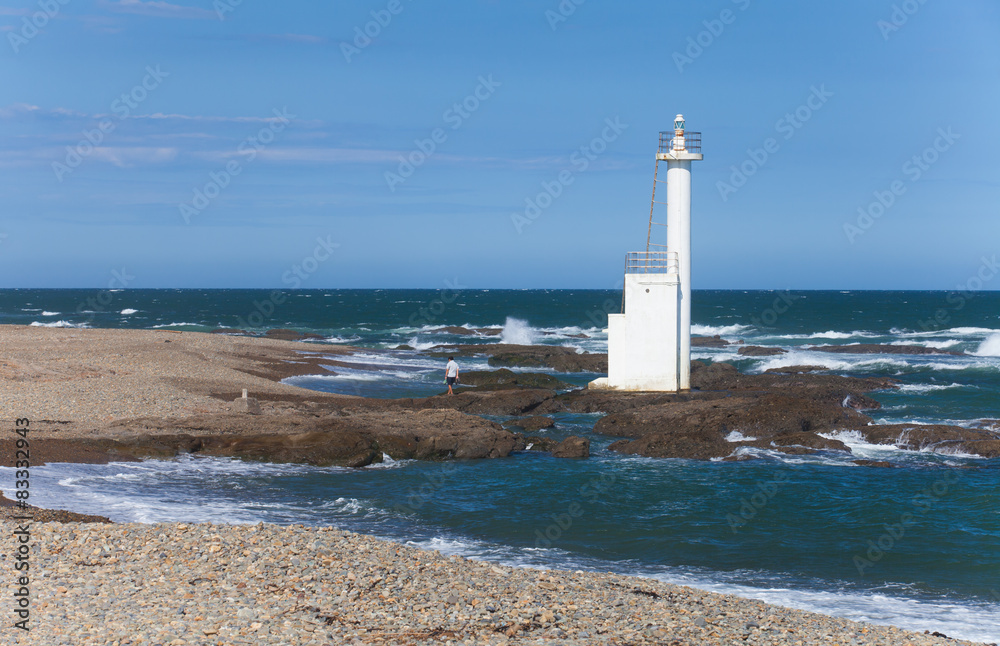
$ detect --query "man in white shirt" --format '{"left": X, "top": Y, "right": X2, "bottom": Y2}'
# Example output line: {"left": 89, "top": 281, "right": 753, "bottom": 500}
{"left": 445, "top": 357, "right": 459, "bottom": 395}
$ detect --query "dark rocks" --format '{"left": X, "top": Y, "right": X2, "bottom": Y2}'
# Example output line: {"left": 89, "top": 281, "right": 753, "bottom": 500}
{"left": 428, "top": 326, "right": 478, "bottom": 335}
{"left": 860, "top": 423, "right": 1000, "bottom": 457}
{"left": 438, "top": 344, "right": 607, "bottom": 373}
{"left": 459, "top": 369, "right": 571, "bottom": 391}
{"left": 764, "top": 365, "right": 829, "bottom": 375}
{"left": 853, "top": 460, "right": 895, "bottom": 468}
{"left": 738, "top": 346, "right": 786, "bottom": 357}
{"left": 504, "top": 416, "right": 556, "bottom": 432}
{"left": 552, "top": 436, "right": 590, "bottom": 458}
{"left": 210, "top": 328, "right": 251, "bottom": 336}
{"left": 592, "top": 363, "right": 895, "bottom": 459}
{"left": 395, "top": 344, "right": 415, "bottom": 350}
{"left": 521, "top": 436, "right": 558, "bottom": 451}
{"left": 806, "top": 343, "right": 963, "bottom": 356}
{"left": 265, "top": 329, "right": 325, "bottom": 342}
{"left": 691, "top": 335, "right": 730, "bottom": 348}
{"left": 411, "top": 388, "right": 558, "bottom": 417}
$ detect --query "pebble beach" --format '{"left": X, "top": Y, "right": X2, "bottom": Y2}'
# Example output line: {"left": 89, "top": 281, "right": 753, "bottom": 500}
{"left": 6, "top": 519, "right": 986, "bottom": 646}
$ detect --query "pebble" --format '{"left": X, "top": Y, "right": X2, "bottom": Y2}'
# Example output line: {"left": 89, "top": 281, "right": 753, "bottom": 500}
{"left": 5, "top": 520, "right": 986, "bottom": 646}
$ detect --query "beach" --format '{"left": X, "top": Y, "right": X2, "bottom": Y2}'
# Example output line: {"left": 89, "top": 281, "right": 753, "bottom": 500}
{"left": 4, "top": 518, "right": 985, "bottom": 646}
{"left": 2, "top": 305, "right": 999, "bottom": 644}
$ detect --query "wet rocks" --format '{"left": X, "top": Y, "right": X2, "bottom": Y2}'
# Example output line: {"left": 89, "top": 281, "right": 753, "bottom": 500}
{"left": 264, "top": 328, "right": 325, "bottom": 342}
{"left": 691, "top": 335, "right": 731, "bottom": 347}
{"left": 738, "top": 345, "right": 787, "bottom": 356}
{"left": 551, "top": 436, "right": 590, "bottom": 458}
{"left": 504, "top": 415, "right": 556, "bottom": 432}
{"left": 439, "top": 344, "right": 607, "bottom": 373}
{"left": 459, "top": 369, "right": 571, "bottom": 391}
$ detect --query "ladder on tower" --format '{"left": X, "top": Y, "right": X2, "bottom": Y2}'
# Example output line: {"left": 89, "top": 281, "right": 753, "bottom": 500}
{"left": 646, "top": 157, "right": 668, "bottom": 253}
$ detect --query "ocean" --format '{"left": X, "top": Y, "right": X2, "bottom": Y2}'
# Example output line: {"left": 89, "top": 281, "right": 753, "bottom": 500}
{"left": 3, "top": 289, "right": 999, "bottom": 641}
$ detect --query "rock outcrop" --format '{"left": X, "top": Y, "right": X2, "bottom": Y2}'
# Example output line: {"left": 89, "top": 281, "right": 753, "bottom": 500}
{"left": 552, "top": 436, "right": 590, "bottom": 458}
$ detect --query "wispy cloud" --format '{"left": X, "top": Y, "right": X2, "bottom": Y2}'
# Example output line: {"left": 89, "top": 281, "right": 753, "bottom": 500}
{"left": 0, "top": 7, "right": 28, "bottom": 16}
{"left": 99, "top": 0, "right": 216, "bottom": 20}
{"left": 240, "top": 33, "right": 329, "bottom": 45}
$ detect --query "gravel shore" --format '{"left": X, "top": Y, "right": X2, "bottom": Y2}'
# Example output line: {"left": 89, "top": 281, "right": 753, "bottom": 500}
{"left": 6, "top": 520, "right": 985, "bottom": 646}
{"left": 0, "top": 325, "right": 348, "bottom": 429}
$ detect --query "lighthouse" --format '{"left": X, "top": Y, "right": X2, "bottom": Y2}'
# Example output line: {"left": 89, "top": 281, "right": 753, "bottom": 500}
{"left": 590, "top": 115, "right": 702, "bottom": 392}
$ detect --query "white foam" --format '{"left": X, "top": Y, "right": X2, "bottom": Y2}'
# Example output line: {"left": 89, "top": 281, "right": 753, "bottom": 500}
{"left": 41, "top": 311, "right": 60, "bottom": 316}
{"left": 889, "top": 339, "right": 961, "bottom": 349}
{"left": 725, "top": 431, "right": 757, "bottom": 442}
{"left": 973, "top": 333, "right": 1000, "bottom": 357}
{"left": 897, "top": 383, "right": 966, "bottom": 394}
{"left": 151, "top": 322, "right": 203, "bottom": 328}
{"left": 120, "top": 308, "right": 139, "bottom": 315}
{"left": 323, "top": 335, "right": 361, "bottom": 344}
{"left": 691, "top": 323, "right": 751, "bottom": 337}
{"left": 501, "top": 317, "right": 537, "bottom": 345}
{"left": 30, "top": 320, "right": 87, "bottom": 328}
{"left": 406, "top": 337, "right": 440, "bottom": 351}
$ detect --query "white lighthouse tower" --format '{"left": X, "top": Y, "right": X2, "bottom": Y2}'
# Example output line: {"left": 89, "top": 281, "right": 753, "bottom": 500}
{"left": 590, "top": 115, "right": 702, "bottom": 392}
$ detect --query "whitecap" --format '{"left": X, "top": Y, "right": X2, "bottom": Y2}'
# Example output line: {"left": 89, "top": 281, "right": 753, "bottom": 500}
{"left": 30, "top": 320, "right": 87, "bottom": 328}
{"left": 120, "top": 308, "right": 139, "bottom": 315}
{"left": 41, "top": 311, "right": 60, "bottom": 316}
{"left": 691, "top": 323, "right": 751, "bottom": 337}
{"left": 973, "top": 333, "right": 1000, "bottom": 357}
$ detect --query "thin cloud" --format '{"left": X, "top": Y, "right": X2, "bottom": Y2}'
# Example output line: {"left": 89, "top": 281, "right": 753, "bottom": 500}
{"left": 99, "top": 0, "right": 216, "bottom": 20}
{"left": 241, "top": 33, "right": 329, "bottom": 45}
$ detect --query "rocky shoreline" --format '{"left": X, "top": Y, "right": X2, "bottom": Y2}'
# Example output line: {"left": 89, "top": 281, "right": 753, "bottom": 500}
{"left": 3, "top": 326, "right": 998, "bottom": 467}
{"left": 6, "top": 519, "right": 987, "bottom": 646}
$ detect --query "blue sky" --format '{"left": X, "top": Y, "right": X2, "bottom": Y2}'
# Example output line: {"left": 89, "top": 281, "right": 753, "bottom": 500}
{"left": 0, "top": 0, "right": 998, "bottom": 289}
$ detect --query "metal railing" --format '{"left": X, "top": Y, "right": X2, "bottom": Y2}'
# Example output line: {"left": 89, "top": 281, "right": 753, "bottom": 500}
{"left": 624, "top": 251, "right": 678, "bottom": 274}
{"left": 658, "top": 131, "right": 702, "bottom": 154}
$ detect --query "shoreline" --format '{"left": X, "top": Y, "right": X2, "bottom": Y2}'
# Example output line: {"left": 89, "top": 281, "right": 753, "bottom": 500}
{"left": 3, "top": 517, "right": 988, "bottom": 645}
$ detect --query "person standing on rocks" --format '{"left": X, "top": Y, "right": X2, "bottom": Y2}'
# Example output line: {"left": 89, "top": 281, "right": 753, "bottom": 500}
{"left": 445, "top": 356, "right": 460, "bottom": 395}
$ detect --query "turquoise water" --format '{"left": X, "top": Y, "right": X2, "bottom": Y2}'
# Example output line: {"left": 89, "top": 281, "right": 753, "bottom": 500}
{"left": 2, "top": 289, "right": 1000, "bottom": 640}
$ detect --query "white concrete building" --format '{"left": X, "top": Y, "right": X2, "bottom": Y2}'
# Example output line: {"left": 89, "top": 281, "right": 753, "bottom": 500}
{"left": 590, "top": 115, "right": 702, "bottom": 392}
